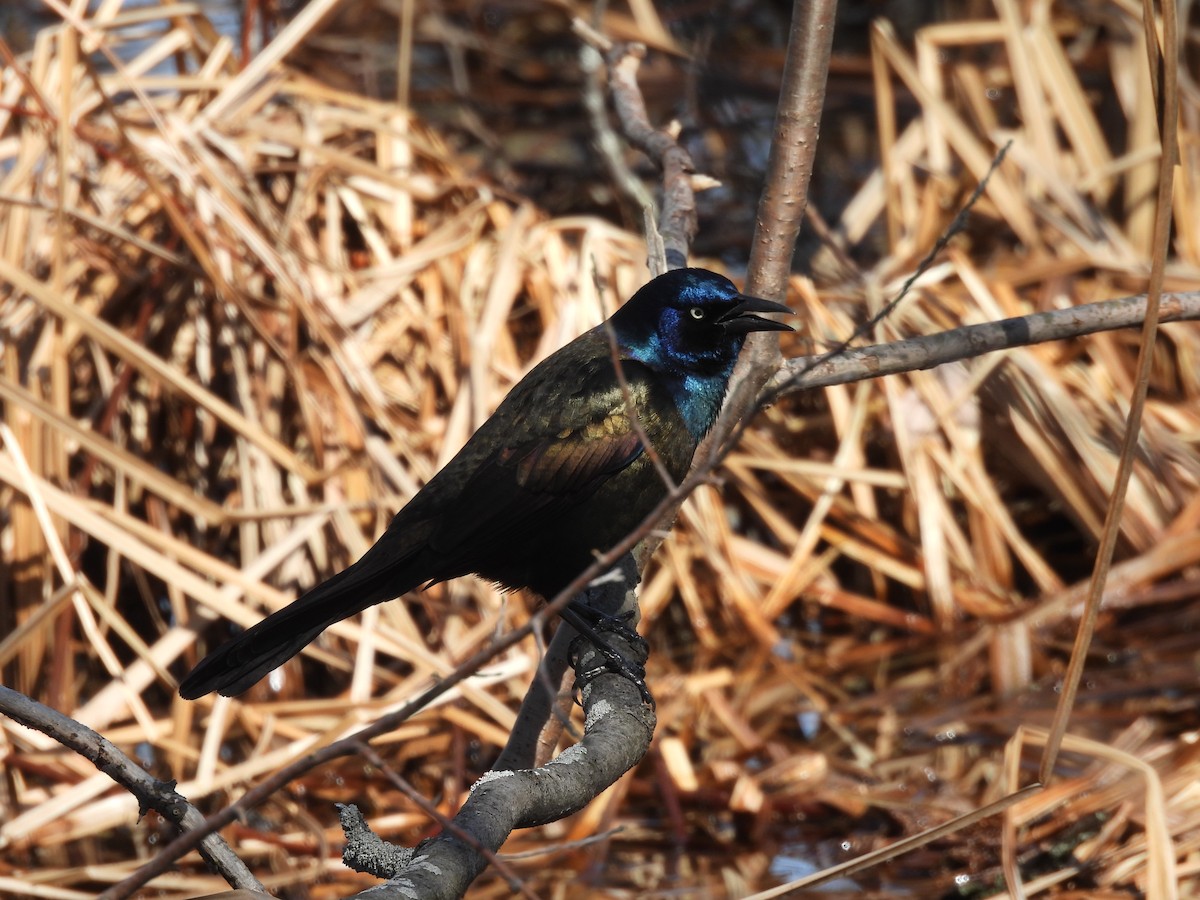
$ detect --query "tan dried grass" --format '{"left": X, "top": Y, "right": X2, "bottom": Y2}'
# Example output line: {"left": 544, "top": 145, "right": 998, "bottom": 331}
{"left": 1, "top": 1, "right": 1199, "bottom": 897}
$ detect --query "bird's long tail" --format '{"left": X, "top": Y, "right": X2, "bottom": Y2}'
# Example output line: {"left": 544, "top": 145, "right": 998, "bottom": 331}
{"left": 178, "top": 547, "right": 424, "bottom": 699}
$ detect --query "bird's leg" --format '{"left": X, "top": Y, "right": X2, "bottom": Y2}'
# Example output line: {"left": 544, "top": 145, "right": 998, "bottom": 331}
{"left": 560, "top": 602, "right": 653, "bottom": 707}
{"left": 566, "top": 599, "right": 640, "bottom": 633}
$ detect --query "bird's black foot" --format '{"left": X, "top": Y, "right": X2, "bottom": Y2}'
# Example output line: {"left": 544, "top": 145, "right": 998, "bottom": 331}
{"left": 559, "top": 603, "right": 654, "bottom": 708}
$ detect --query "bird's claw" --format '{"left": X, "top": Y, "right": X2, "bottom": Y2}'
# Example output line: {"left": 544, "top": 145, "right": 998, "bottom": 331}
{"left": 561, "top": 604, "right": 654, "bottom": 708}
{"left": 570, "top": 649, "right": 654, "bottom": 709}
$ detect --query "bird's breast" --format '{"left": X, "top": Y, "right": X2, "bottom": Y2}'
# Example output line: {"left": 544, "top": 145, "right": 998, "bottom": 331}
{"left": 672, "top": 372, "right": 729, "bottom": 442}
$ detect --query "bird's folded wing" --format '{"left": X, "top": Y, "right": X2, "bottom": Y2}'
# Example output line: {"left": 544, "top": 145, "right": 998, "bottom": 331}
{"left": 427, "top": 375, "right": 658, "bottom": 559}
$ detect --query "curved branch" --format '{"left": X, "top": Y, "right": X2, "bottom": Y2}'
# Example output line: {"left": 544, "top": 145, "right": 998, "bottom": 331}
{"left": 606, "top": 44, "right": 697, "bottom": 270}
{"left": 572, "top": 19, "right": 699, "bottom": 274}
{"left": 492, "top": 611, "right": 576, "bottom": 773}
{"left": 344, "top": 560, "right": 654, "bottom": 899}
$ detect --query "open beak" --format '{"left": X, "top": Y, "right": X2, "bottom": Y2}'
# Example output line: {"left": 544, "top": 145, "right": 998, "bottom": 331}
{"left": 718, "top": 294, "right": 794, "bottom": 334}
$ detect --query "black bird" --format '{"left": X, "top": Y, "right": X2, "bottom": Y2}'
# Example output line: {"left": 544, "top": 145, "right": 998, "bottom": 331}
{"left": 179, "top": 267, "right": 792, "bottom": 699}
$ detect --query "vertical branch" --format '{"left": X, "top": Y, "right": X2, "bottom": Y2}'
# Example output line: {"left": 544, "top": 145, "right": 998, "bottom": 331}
{"left": 605, "top": 44, "right": 698, "bottom": 270}
{"left": 745, "top": 0, "right": 838, "bottom": 300}
{"left": 710, "top": 0, "right": 838, "bottom": 452}
{"left": 572, "top": 21, "right": 693, "bottom": 274}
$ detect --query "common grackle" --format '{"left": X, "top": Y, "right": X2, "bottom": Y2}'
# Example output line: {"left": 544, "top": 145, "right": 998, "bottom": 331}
{"left": 179, "top": 267, "right": 792, "bottom": 699}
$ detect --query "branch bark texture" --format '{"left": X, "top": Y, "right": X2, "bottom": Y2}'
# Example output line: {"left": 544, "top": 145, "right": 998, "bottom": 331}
{"left": 764, "top": 290, "right": 1200, "bottom": 399}
{"left": 746, "top": 0, "right": 838, "bottom": 300}
{"left": 0, "top": 686, "right": 262, "bottom": 892}
{"left": 716, "top": 0, "right": 838, "bottom": 455}
{"left": 343, "top": 560, "right": 655, "bottom": 899}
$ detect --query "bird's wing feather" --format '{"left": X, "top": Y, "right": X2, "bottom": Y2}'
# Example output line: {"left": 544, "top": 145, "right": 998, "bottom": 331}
{"left": 425, "top": 353, "right": 657, "bottom": 560}
{"left": 509, "top": 406, "right": 644, "bottom": 493}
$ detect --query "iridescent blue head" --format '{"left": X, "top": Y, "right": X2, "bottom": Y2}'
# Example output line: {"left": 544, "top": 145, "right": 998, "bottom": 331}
{"left": 607, "top": 267, "right": 793, "bottom": 440}
{"left": 609, "top": 267, "right": 793, "bottom": 380}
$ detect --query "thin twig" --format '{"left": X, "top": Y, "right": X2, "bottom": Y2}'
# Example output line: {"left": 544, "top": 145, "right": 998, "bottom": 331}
{"left": 756, "top": 141, "right": 1012, "bottom": 410}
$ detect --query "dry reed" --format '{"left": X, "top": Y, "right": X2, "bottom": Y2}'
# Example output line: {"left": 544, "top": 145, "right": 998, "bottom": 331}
{"left": 1, "top": 1, "right": 1199, "bottom": 897}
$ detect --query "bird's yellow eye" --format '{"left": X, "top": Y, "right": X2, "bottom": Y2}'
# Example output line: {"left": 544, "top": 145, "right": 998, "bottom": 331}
{"left": 689, "top": 307, "right": 705, "bottom": 320}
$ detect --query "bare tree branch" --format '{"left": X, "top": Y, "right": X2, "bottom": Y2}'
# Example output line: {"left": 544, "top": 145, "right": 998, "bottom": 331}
{"left": 575, "top": 24, "right": 662, "bottom": 269}
{"left": 492, "top": 615, "right": 577, "bottom": 773}
{"left": 0, "top": 686, "right": 263, "bottom": 893}
{"left": 762, "top": 290, "right": 1200, "bottom": 400}
{"left": 746, "top": 0, "right": 839, "bottom": 300}
{"left": 344, "top": 560, "right": 654, "bottom": 899}
{"left": 716, "top": 0, "right": 839, "bottom": 446}
{"left": 622, "top": 0, "right": 838, "bottom": 568}
{"left": 94, "top": 596, "right": 570, "bottom": 899}
{"left": 572, "top": 19, "right": 699, "bottom": 274}
{"left": 347, "top": 744, "right": 537, "bottom": 897}
{"left": 606, "top": 44, "right": 697, "bottom": 271}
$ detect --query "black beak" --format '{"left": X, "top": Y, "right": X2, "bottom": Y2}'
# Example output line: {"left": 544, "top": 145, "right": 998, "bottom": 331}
{"left": 718, "top": 294, "right": 794, "bottom": 335}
